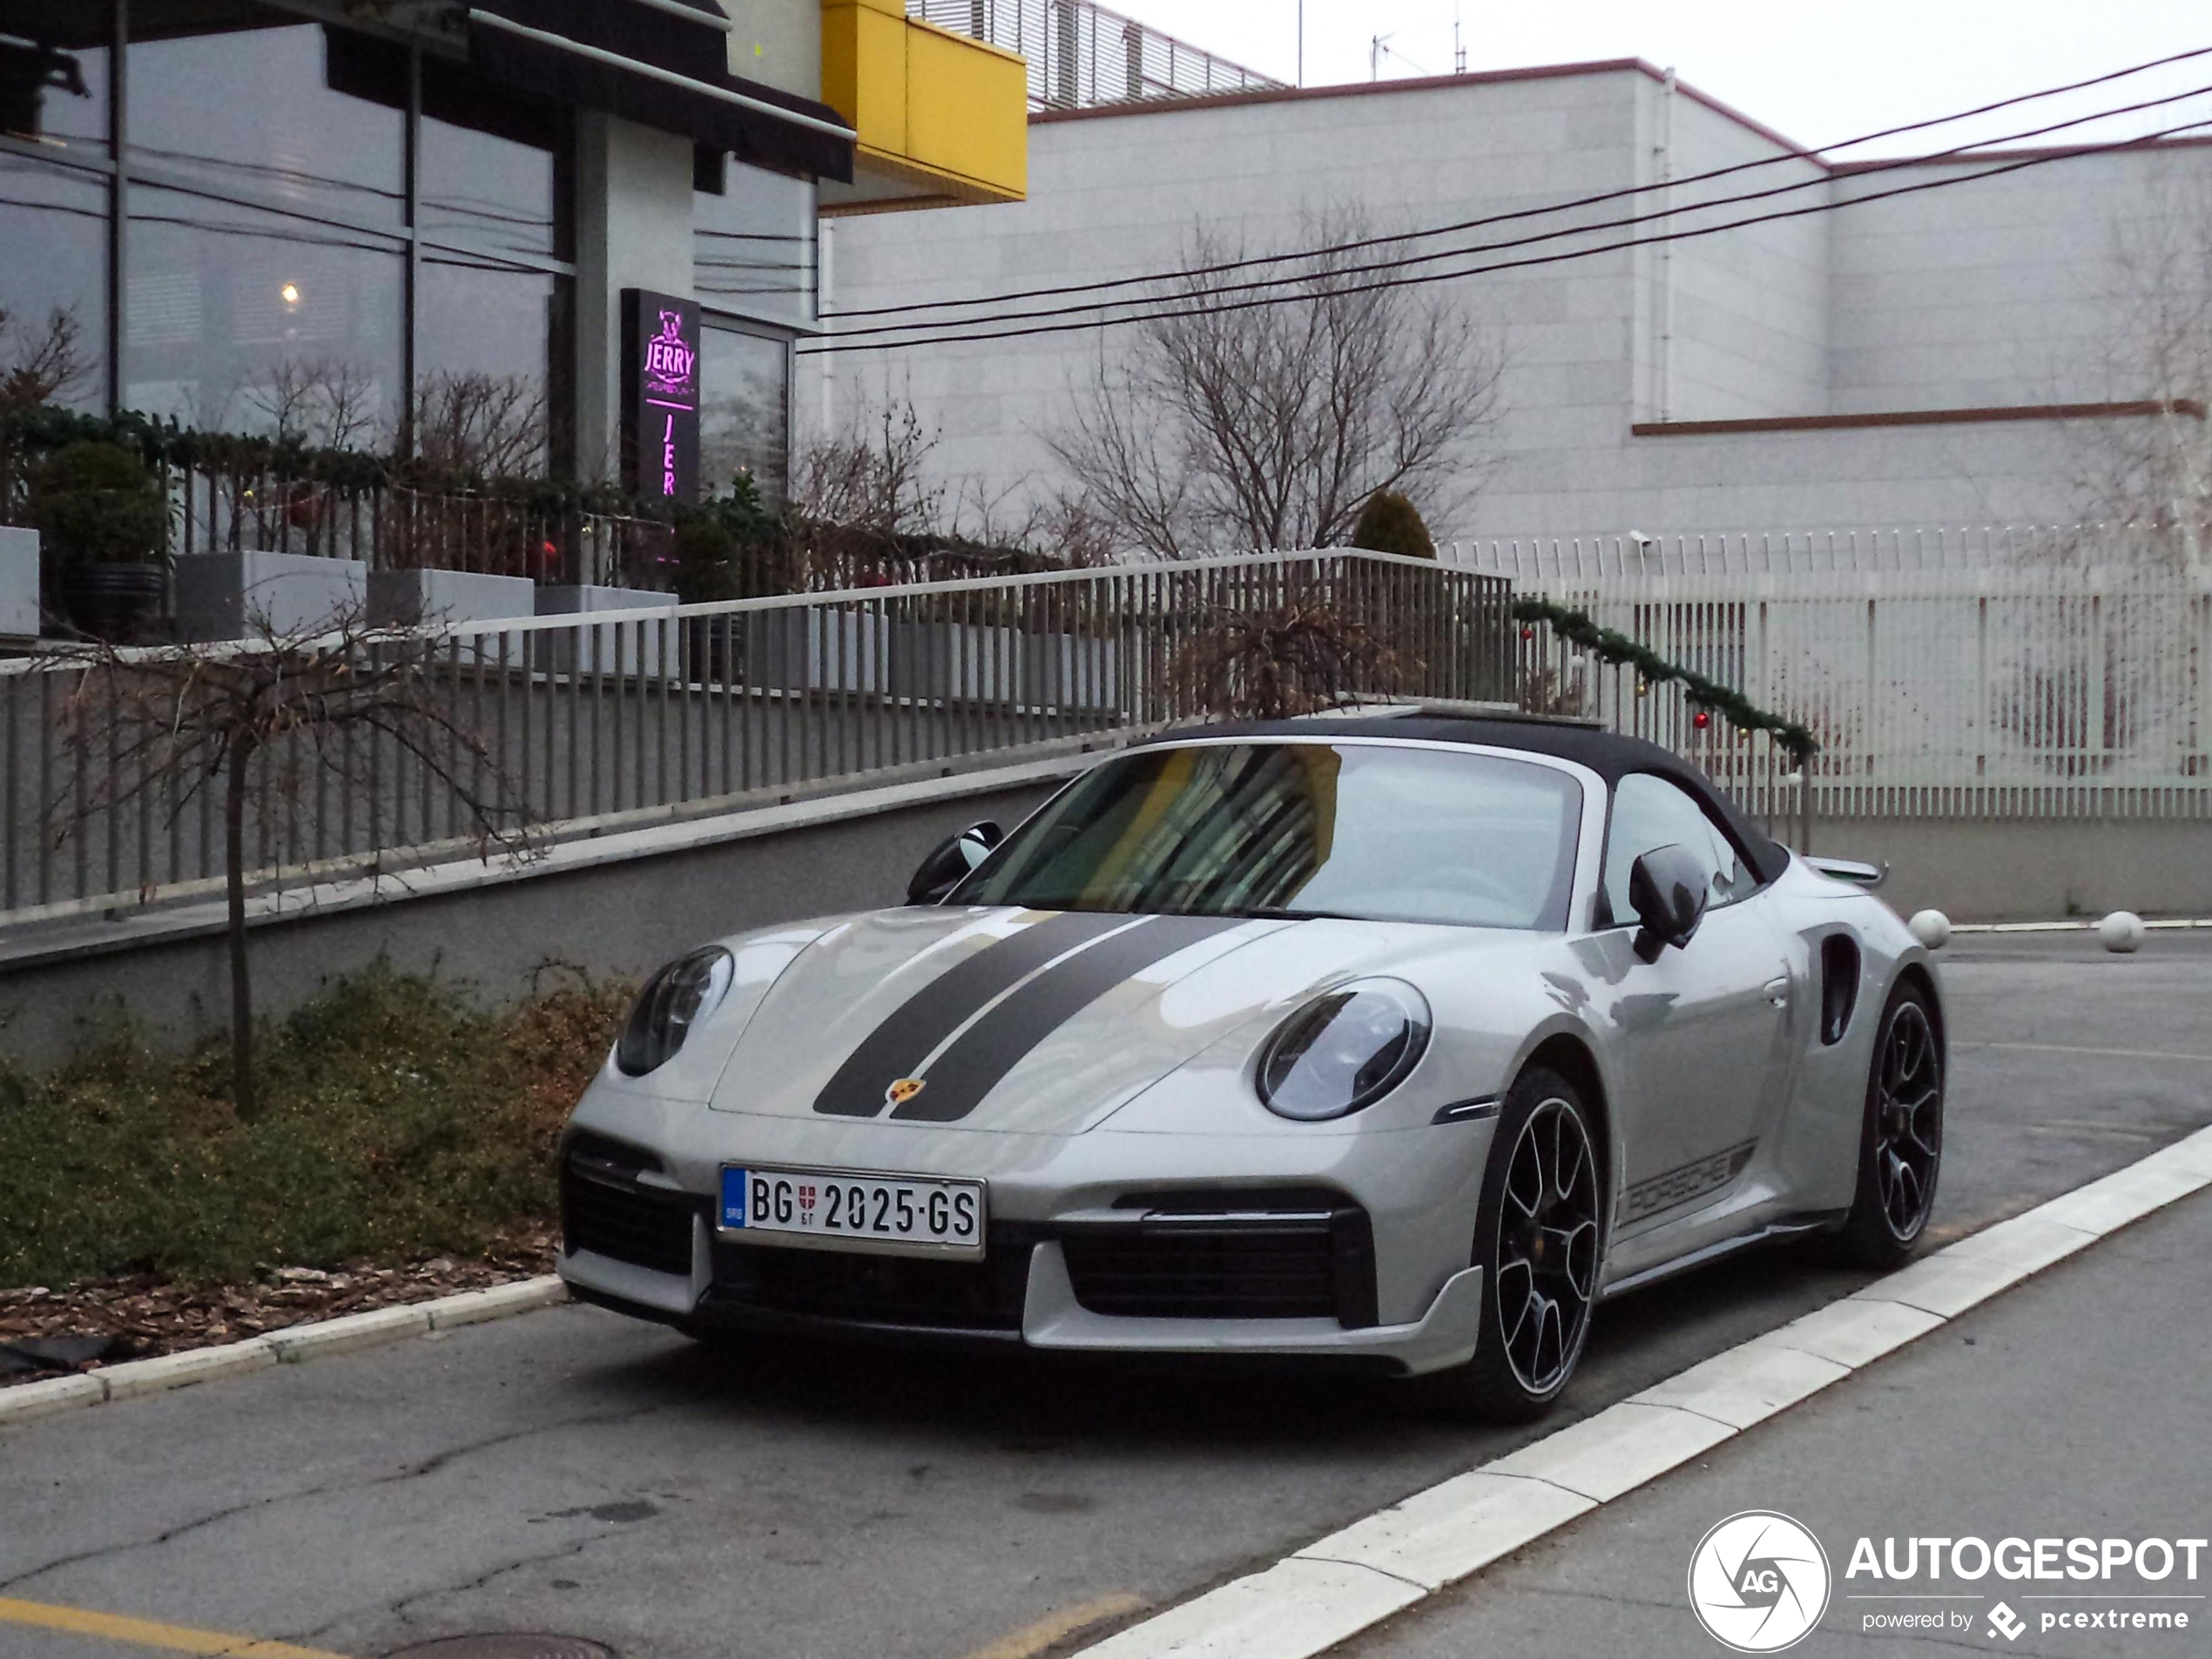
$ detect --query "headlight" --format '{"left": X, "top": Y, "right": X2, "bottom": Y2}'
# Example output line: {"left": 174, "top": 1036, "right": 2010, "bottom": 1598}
{"left": 615, "top": 947, "right": 735, "bottom": 1076}
{"left": 1257, "top": 979, "right": 1431, "bottom": 1121}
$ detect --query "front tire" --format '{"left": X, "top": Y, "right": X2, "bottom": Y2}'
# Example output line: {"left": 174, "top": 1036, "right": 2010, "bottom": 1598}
{"left": 1437, "top": 1067, "right": 1605, "bottom": 1422}
{"left": 1836, "top": 981, "right": 1944, "bottom": 1268}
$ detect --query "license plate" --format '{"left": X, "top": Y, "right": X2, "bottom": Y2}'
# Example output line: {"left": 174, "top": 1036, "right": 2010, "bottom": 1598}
{"left": 718, "top": 1165, "right": 986, "bottom": 1259}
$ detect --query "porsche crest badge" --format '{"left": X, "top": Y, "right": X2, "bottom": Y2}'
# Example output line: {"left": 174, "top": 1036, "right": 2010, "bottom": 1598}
{"left": 885, "top": 1077, "right": 927, "bottom": 1108}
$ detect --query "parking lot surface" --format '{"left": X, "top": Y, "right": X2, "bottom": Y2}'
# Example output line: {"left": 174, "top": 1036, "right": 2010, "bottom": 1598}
{"left": 2, "top": 931, "right": 2207, "bottom": 1659}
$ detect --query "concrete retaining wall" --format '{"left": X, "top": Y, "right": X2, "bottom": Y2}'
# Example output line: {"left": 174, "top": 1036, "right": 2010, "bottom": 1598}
{"left": 1811, "top": 816, "right": 2212, "bottom": 924}
{"left": 0, "top": 765, "right": 1066, "bottom": 1072}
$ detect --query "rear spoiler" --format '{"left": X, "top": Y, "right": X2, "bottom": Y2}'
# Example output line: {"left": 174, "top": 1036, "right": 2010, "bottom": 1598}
{"left": 1804, "top": 854, "right": 1887, "bottom": 889}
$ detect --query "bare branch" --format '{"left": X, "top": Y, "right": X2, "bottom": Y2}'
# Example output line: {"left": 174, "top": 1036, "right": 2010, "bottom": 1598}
{"left": 1055, "top": 209, "right": 1504, "bottom": 559}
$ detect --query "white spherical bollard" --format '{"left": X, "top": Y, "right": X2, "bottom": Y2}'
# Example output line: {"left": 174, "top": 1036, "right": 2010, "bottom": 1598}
{"left": 2098, "top": 910, "right": 2146, "bottom": 954}
{"left": 1908, "top": 909, "right": 1952, "bottom": 951}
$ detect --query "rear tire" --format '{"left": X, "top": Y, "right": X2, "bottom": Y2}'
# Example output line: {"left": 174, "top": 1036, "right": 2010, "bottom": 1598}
{"left": 1433, "top": 1066, "right": 1605, "bottom": 1422}
{"left": 1836, "top": 981, "right": 1945, "bottom": 1268}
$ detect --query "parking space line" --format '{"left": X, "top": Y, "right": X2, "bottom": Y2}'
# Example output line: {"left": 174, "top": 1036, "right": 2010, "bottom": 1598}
{"left": 1072, "top": 1123, "right": 2212, "bottom": 1659}
{"left": 961, "top": 1592, "right": 1149, "bottom": 1659}
{"left": 0, "top": 1596, "right": 347, "bottom": 1658}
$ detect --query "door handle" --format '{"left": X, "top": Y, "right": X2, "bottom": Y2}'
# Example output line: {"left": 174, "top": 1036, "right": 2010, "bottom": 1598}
{"left": 1762, "top": 975, "right": 1791, "bottom": 1008}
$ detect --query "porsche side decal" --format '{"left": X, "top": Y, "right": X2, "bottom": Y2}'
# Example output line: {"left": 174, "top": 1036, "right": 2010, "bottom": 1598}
{"left": 887, "top": 914, "right": 1244, "bottom": 1123}
{"left": 1621, "top": 1140, "right": 1758, "bottom": 1224}
{"left": 812, "top": 910, "right": 1132, "bottom": 1116}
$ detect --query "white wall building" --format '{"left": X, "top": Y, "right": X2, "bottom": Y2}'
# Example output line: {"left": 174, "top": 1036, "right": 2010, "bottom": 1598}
{"left": 810, "top": 59, "right": 2209, "bottom": 545}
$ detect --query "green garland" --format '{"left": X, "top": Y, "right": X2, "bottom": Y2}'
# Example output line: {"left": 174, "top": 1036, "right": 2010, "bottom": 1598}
{"left": 1, "top": 406, "right": 652, "bottom": 517}
{"left": 1511, "top": 597, "right": 1817, "bottom": 763}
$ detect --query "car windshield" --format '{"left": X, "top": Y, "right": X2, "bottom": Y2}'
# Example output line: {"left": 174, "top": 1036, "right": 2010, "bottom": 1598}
{"left": 954, "top": 740, "right": 1583, "bottom": 930}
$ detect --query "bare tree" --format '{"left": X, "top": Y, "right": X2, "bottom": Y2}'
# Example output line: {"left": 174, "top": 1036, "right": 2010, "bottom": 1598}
{"left": 0, "top": 305, "right": 91, "bottom": 412}
{"left": 792, "top": 397, "right": 946, "bottom": 536}
{"left": 1170, "top": 589, "right": 1404, "bottom": 720}
{"left": 409, "top": 369, "right": 550, "bottom": 478}
{"left": 1053, "top": 209, "right": 1505, "bottom": 559}
{"left": 2081, "top": 170, "right": 2212, "bottom": 570}
{"left": 242, "top": 355, "right": 386, "bottom": 450}
{"left": 42, "top": 609, "right": 536, "bottom": 1116}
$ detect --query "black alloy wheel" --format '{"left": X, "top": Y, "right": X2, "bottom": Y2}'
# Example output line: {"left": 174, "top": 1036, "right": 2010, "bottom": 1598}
{"left": 1440, "top": 1066, "right": 1604, "bottom": 1420}
{"left": 1838, "top": 981, "right": 1944, "bottom": 1266}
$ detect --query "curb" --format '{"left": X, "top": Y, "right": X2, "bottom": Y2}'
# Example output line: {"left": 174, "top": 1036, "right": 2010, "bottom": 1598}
{"left": 0, "top": 1276, "right": 567, "bottom": 1429}
{"left": 1075, "top": 1124, "right": 2212, "bottom": 1659}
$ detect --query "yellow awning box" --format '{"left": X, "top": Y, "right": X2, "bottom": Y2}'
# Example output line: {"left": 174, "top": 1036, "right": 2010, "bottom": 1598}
{"left": 819, "top": 0, "right": 1028, "bottom": 212}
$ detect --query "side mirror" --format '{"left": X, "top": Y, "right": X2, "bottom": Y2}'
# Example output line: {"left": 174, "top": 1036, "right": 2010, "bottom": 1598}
{"left": 906, "top": 820, "right": 1004, "bottom": 905}
{"left": 1628, "top": 843, "right": 1710, "bottom": 962}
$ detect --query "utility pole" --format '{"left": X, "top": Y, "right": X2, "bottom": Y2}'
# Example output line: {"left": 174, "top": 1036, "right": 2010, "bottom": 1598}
{"left": 1453, "top": 3, "right": 1466, "bottom": 74}
{"left": 1297, "top": 0, "right": 1303, "bottom": 86}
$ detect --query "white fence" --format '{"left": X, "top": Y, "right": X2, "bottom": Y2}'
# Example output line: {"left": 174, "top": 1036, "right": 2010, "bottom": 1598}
{"left": 1515, "top": 564, "right": 2212, "bottom": 819}
{"left": 1451, "top": 524, "right": 2182, "bottom": 582}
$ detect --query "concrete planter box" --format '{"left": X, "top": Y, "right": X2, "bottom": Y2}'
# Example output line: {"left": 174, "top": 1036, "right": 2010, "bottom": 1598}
{"left": 370, "top": 569, "right": 536, "bottom": 665}
{"left": 1022, "top": 631, "right": 1123, "bottom": 712}
{"left": 887, "top": 621, "right": 1022, "bottom": 703}
{"left": 368, "top": 569, "right": 535, "bottom": 628}
{"left": 175, "top": 550, "right": 368, "bottom": 643}
{"left": 535, "top": 584, "right": 679, "bottom": 679}
{"left": 0, "top": 526, "right": 38, "bottom": 639}
{"left": 746, "top": 610, "right": 889, "bottom": 695}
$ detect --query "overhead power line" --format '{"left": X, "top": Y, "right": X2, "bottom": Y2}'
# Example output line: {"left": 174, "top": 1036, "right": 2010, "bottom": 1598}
{"left": 796, "top": 115, "right": 2212, "bottom": 357}
{"left": 814, "top": 78, "right": 2212, "bottom": 345}
{"left": 820, "top": 44, "right": 2212, "bottom": 325}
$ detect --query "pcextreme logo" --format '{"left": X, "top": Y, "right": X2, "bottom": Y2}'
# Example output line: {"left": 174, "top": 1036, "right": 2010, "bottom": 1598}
{"left": 1688, "top": 1511, "right": 1834, "bottom": 1652}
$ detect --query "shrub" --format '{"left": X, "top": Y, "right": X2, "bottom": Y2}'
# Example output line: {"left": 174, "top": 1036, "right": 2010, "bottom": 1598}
{"left": 29, "top": 440, "right": 168, "bottom": 563}
{"left": 0, "top": 967, "right": 630, "bottom": 1288}
{"left": 1350, "top": 490, "right": 1435, "bottom": 559}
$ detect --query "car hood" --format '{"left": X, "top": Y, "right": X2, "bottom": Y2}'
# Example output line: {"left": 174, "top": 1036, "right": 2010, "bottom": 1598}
{"left": 706, "top": 905, "right": 1501, "bottom": 1135}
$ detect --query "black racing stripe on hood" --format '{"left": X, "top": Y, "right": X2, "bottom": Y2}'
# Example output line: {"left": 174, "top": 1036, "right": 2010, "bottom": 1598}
{"left": 889, "top": 914, "right": 1247, "bottom": 1123}
{"left": 813, "top": 910, "right": 1131, "bottom": 1116}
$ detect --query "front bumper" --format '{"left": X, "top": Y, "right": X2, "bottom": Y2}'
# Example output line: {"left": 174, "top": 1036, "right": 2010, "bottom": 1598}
{"left": 559, "top": 1225, "right": 1484, "bottom": 1378}
{"left": 554, "top": 1098, "right": 1494, "bottom": 1377}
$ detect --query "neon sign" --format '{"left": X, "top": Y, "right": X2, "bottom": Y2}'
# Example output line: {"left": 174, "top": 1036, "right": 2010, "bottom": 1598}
{"left": 621, "top": 289, "right": 700, "bottom": 503}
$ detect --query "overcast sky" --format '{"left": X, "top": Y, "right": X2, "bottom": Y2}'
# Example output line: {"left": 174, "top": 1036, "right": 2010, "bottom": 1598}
{"left": 1111, "top": 0, "right": 2212, "bottom": 156}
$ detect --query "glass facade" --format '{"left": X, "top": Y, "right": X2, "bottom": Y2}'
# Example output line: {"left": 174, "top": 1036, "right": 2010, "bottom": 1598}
{"left": 700, "top": 320, "right": 791, "bottom": 503}
{"left": 695, "top": 161, "right": 807, "bottom": 502}
{"left": 0, "top": 154, "right": 108, "bottom": 411}
{"left": 694, "top": 163, "right": 813, "bottom": 330}
{"left": 5, "top": 0, "right": 812, "bottom": 488}
{"left": 1, "top": 0, "right": 574, "bottom": 466}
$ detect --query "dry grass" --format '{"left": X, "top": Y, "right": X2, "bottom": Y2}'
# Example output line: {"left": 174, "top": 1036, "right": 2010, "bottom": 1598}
{"left": 0, "top": 967, "right": 630, "bottom": 1288}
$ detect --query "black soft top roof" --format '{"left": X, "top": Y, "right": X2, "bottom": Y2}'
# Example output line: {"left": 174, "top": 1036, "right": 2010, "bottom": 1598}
{"left": 1143, "top": 711, "right": 1792, "bottom": 884}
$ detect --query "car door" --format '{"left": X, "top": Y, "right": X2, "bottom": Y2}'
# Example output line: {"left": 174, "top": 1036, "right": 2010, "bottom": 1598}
{"left": 1593, "top": 772, "right": 1797, "bottom": 1236}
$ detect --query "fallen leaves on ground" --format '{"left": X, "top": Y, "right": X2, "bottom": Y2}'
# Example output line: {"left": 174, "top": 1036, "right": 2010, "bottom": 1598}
{"left": 0, "top": 1222, "right": 558, "bottom": 1387}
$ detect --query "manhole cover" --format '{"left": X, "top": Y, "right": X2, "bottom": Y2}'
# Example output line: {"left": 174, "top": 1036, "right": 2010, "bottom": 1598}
{"left": 384, "top": 1639, "right": 615, "bottom": 1659}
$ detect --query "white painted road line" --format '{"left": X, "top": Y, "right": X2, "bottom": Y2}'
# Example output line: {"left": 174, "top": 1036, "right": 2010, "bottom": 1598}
{"left": 0, "top": 1276, "right": 569, "bottom": 1427}
{"left": 1074, "top": 1123, "right": 2212, "bottom": 1659}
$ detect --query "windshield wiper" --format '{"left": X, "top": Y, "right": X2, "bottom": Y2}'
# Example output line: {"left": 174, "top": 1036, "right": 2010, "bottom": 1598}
{"left": 1226, "top": 905, "right": 1366, "bottom": 923}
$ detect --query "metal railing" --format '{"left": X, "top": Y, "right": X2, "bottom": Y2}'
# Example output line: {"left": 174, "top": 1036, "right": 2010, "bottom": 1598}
{"left": 152, "top": 463, "right": 668, "bottom": 589}
{"left": 906, "top": 0, "right": 1287, "bottom": 111}
{"left": 1453, "top": 523, "right": 2197, "bottom": 582}
{"left": 1511, "top": 563, "right": 2212, "bottom": 822}
{"left": 0, "top": 550, "right": 1514, "bottom": 927}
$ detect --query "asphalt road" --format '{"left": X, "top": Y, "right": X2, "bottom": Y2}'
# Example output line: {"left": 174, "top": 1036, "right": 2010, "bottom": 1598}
{"left": 2, "top": 931, "right": 2208, "bottom": 1659}
{"left": 1344, "top": 1180, "right": 2212, "bottom": 1659}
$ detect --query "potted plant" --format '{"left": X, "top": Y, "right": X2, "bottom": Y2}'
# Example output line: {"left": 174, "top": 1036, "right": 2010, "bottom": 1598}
{"left": 31, "top": 441, "right": 169, "bottom": 640}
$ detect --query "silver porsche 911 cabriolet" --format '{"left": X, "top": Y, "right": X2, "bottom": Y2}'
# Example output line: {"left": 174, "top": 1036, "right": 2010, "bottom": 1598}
{"left": 557, "top": 710, "right": 1944, "bottom": 1418}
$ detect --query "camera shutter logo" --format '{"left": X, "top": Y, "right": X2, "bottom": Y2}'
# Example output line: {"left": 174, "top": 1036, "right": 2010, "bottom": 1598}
{"left": 1688, "top": 1511, "right": 1832, "bottom": 1651}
